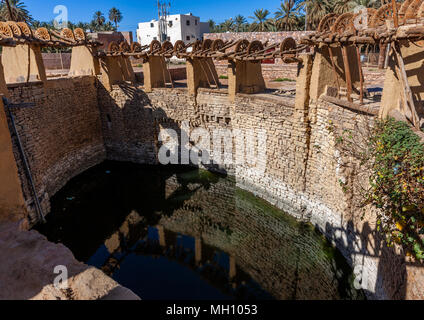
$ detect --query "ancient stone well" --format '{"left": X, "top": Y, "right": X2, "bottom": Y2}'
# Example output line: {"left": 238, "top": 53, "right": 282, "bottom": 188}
{"left": 1, "top": 6, "right": 424, "bottom": 300}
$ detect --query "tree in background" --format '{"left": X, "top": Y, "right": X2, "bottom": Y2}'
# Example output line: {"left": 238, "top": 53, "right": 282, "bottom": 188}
{"left": 334, "top": 0, "right": 356, "bottom": 14}
{"left": 109, "top": 7, "right": 123, "bottom": 29}
{"left": 275, "top": 0, "right": 302, "bottom": 31}
{"left": 234, "top": 15, "right": 247, "bottom": 32}
{"left": 31, "top": 8, "right": 117, "bottom": 33}
{"left": 301, "top": 0, "right": 331, "bottom": 30}
{"left": 352, "top": 0, "right": 380, "bottom": 8}
{"left": 249, "top": 9, "right": 272, "bottom": 32}
{"left": 220, "top": 18, "right": 235, "bottom": 32}
{"left": 93, "top": 11, "right": 105, "bottom": 28}
{"left": 207, "top": 19, "right": 216, "bottom": 32}
{"left": 0, "top": 0, "right": 32, "bottom": 22}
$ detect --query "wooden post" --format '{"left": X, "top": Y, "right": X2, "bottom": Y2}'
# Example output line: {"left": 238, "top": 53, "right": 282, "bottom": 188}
{"left": 356, "top": 45, "right": 364, "bottom": 105}
{"left": 329, "top": 45, "right": 341, "bottom": 98}
{"left": 393, "top": 42, "right": 420, "bottom": 128}
{"left": 341, "top": 46, "right": 353, "bottom": 102}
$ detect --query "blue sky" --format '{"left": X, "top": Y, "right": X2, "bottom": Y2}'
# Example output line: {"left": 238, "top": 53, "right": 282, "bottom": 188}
{"left": 23, "top": 0, "right": 283, "bottom": 33}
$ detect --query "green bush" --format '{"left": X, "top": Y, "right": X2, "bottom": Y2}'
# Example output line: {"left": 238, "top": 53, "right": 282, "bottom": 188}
{"left": 367, "top": 118, "right": 424, "bottom": 260}
{"left": 273, "top": 78, "right": 295, "bottom": 82}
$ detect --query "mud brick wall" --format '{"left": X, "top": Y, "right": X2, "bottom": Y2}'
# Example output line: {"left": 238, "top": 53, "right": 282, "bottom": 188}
{"left": 214, "top": 62, "right": 385, "bottom": 84}
{"left": 6, "top": 77, "right": 106, "bottom": 222}
{"left": 133, "top": 67, "right": 187, "bottom": 83}
{"left": 42, "top": 53, "right": 71, "bottom": 70}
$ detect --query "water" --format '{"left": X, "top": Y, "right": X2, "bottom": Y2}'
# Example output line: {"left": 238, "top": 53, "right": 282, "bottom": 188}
{"left": 37, "top": 161, "right": 364, "bottom": 300}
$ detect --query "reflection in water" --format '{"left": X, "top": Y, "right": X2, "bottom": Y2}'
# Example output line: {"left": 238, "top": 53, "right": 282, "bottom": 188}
{"left": 37, "top": 161, "right": 364, "bottom": 300}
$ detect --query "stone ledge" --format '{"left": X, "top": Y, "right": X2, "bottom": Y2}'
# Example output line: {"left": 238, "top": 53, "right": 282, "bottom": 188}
{"left": 0, "top": 222, "right": 140, "bottom": 300}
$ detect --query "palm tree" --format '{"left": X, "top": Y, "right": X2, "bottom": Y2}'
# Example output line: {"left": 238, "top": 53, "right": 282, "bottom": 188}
{"left": 109, "top": 7, "right": 122, "bottom": 29}
{"left": 93, "top": 11, "right": 105, "bottom": 28}
{"left": 102, "top": 21, "right": 116, "bottom": 31}
{"left": 300, "top": 0, "right": 331, "bottom": 30}
{"left": 275, "top": 0, "right": 301, "bottom": 31}
{"left": 249, "top": 9, "right": 272, "bottom": 32}
{"left": 221, "top": 18, "right": 234, "bottom": 32}
{"left": 334, "top": 0, "right": 355, "bottom": 14}
{"left": 347, "top": 0, "right": 380, "bottom": 9}
{"left": 207, "top": 19, "right": 217, "bottom": 32}
{"left": 0, "top": 0, "right": 32, "bottom": 22}
{"left": 76, "top": 21, "right": 90, "bottom": 32}
{"left": 234, "top": 15, "right": 247, "bottom": 32}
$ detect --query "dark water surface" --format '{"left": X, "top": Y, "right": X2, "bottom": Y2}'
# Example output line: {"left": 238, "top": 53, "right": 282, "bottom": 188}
{"left": 37, "top": 161, "right": 364, "bottom": 300}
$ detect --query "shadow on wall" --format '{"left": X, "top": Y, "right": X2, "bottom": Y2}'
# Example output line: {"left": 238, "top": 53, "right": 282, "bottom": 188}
{"left": 96, "top": 80, "right": 421, "bottom": 299}
{"left": 323, "top": 220, "right": 408, "bottom": 299}
{"left": 96, "top": 81, "right": 230, "bottom": 174}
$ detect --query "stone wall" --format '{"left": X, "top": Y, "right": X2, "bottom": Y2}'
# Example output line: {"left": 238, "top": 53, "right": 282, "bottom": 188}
{"left": 133, "top": 66, "right": 187, "bottom": 84}
{"left": 95, "top": 80, "right": 423, "bottom": 300}
{"left": 0, "top": 59, "right": 417, "bottom": 299}
{"left": 6, "top": 77, "right": 106, "bottom": 223}
{"left": 204, "top": 31, "right": 314, "bottom": 46}
{"left": 214, "top": 61, "right": 385, "bottom": 84}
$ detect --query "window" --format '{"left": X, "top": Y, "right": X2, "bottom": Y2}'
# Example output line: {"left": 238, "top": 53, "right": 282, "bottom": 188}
{"left": 186, "top": 20, "right": 190, "bottom": 26}
{"left": 168, "top": 21, "right": 173, "bottom": 27}
{"left": 150, "top": 23, "right": 154, "bottom": 28}
{"left": 153, "top": 37, "right": 157, "bottom": 40}
{"left": 195, "top": 20, "right": 198, "bottom": 25}
{"left": 186, "top": 36, "right": 190, "bottom": 41}
{"left": 167, "top": 36, "right": 170, "bottom": 41}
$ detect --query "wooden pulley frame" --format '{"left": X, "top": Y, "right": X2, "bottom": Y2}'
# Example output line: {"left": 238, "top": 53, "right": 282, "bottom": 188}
{"left": 34, "top": 27, "right": 51, "bottom": 41}
{"left": 369, "top": 2, "right": 402, "bottom": 29}
{"left": 0, "top": 22, "right": 14, "bottom": 38}
{"left": 149, "top": 39, "right": 161, "bottom": 53}
{"left": 74, "top": 28, "right": 86, "bottom": 41}
{"left": 212, "top": 39, "right": 225, "bottom": 52}
{"left": 398, "top": 0, "right": 415, "bottom": 23}
{"left": 192, "top": 40, "right": 202, "bottom": 53}
{"left": 6, "top": 21, "right": 22, "bottom": 37}
{"left": 173, "top": 40, "right": 186, "bottom": 57}
{"left": 318, "top": 13, "right": 339, "bottom": 33}
{"left": 418, "top": 0, "right": 424, "bottom": 18}
{"left": 17, "top": 22, "right": 32, "bottom": 37}
{"left": 60, "top": 28, "right": 75, "bottom": 42}
{"left": 332, "top": 12, "right": 356, "bottom": 35}
{"left": 280, "top": 37, "right": 297, "bottom": 60}
{"left": 119, "top": 41, "right": 130, "bottom": 52}
{"left": 247, "top": 40, "right": 263, "bottom": 54}
{"left": 201, "top": 39, "right": 212, "bottom": 51}
{"left": 130, "top": 42, "right": 142, "bottom": 53}
{"left": 160, "top": 40, "right": 173, "bottom": 53}
{"left": 235, "top": 39, "right": 249, "bottom": 53}
{"left": 108, "top": 41, "right": 120, "bottom": 52}
{"left": 352, "top": 8, "right": 377, "bottom": 32}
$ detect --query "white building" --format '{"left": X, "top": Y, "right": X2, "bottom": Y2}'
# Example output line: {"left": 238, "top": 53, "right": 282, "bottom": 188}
{"left": 136, "top": 13, "right": 210, "bottom": 46}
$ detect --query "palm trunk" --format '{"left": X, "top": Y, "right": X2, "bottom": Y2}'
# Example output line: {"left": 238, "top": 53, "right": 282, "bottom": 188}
{"left": 378, "top": 43, "right": 387, "bottom": 69}
{"left": 5, "top": 0, "right": 14, "bottom": 21}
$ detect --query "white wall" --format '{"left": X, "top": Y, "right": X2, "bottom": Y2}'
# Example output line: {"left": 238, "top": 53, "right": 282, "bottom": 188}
{"left": 137, "top": 13, "right": 208, "bottom": 46}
